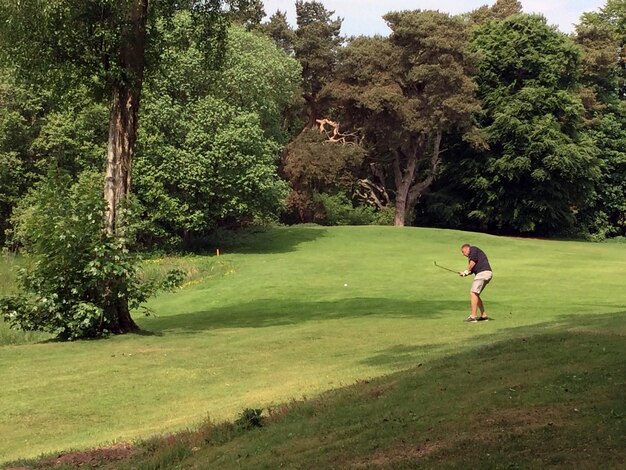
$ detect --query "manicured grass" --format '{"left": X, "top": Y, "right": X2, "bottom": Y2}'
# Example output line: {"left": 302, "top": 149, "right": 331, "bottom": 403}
{"left": 1, "top": 225, "right": 625, "bottom": 465}
{"left": 96, "top": 312, "right": 625, "bottom": 469}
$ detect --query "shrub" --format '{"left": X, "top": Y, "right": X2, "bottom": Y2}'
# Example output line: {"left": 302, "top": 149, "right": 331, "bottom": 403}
{"left": 0, "top": 168, "right": 184, "bottom": 340}
{"left": 235, "top": 408, "right": 264, "bottom": 430}
{"left": 315, "top": 192, "right": 389, "bottom": 226}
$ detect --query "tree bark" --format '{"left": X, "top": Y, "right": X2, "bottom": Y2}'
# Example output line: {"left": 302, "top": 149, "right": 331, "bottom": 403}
{"left": 392, "top": 130, "right": 442, "bottom": 227}
{"left": 102, "top": 0, "right": 149, "bottom": 334}
{"left": 393, "top": 136, "right": 423, "bottom": 226}
{"left": 407, "top": 128, "right": 442, "bottom": 212}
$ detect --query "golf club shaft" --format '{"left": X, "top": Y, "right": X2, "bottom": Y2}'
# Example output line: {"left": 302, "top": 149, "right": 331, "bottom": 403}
{"left": 434, "top": 261, "right": 457, "bottom": 273}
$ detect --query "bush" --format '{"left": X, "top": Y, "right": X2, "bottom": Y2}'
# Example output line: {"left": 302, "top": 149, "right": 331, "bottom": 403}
{"left": 235, "top": 408, "right": 264, "bottom": 430}
{"left": 0, "top": 168, "right": 184, "bottom": 340}
{"left": 314, "top": 193, "right": 384, "bottom": 226}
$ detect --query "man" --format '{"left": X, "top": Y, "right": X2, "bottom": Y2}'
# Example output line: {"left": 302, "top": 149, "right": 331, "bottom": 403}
{"left": 459, "top": 244, "right": 493, "bottom": 323}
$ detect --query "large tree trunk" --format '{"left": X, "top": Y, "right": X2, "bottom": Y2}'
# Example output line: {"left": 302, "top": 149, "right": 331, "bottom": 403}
{"left": 103, "top": 0, "right": 149, "bottom": 334}
{"left": 406, "top": 128, "right": 442, "bottom": 214}
{"left": 392, "top": 130, "right": 442, "bottom": 227}
{"left": 393, "top": 137, "right": 423, "bottom": 226}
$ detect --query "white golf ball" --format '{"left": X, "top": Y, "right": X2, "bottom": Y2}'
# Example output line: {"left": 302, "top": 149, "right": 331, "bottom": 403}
{"left": 344, "top": 283, "right": 348, "bottom": 287}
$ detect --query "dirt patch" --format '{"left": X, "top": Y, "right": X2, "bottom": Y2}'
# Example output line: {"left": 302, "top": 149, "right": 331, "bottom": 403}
{"left": 350, "top": 441, "right": 445, "bottom": 468}
{"left": 39, "top": 442, "right": 134, "bottom": 468}
{"left": 476, "top": 405, "right": 568, "bottom": 436}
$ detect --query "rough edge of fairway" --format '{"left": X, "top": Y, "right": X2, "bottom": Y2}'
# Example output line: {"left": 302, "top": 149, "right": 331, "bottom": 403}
{"left": 6, "top": 312, "right": 625, "bottom": 470}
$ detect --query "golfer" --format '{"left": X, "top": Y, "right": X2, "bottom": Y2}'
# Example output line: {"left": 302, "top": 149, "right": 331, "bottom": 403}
{"left": 459, "top": 244, "right": 492, "bottom": 322}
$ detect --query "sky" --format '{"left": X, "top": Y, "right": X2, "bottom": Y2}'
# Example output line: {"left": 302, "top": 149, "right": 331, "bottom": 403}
{"left": 260, "top": 1, "right": 607, "bottom": 37}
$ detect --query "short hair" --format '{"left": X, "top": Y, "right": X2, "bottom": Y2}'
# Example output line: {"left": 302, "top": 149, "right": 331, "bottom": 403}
{"left": 461, "top": 243, "right": 470, "bottom": 249}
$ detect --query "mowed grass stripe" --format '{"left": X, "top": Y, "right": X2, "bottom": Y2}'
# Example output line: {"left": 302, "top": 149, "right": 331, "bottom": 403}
{"left": 0, "top": 226, "right": 625, "bottom": 463}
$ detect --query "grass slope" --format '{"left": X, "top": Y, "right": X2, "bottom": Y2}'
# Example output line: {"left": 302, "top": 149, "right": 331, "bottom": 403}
{"left": 104, "top": 313, "right": 626, "bottom": 469}
{"left": 1, "top": 226, "right": 625, "bottom": 465}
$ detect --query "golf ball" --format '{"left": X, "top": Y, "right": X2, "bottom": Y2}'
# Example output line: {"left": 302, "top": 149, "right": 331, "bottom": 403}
{"left": 344, "top": 283, "right": 348, "bottom": 287}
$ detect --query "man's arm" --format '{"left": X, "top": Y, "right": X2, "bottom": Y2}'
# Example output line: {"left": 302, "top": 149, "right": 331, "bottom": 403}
{"left": 459, "top": 260, "right": 476, "bottom": 276}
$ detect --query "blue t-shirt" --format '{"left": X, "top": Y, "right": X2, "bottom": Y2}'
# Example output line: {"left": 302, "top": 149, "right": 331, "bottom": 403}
{"left": 469, "top": 246, "right": 491, "bottom": 274}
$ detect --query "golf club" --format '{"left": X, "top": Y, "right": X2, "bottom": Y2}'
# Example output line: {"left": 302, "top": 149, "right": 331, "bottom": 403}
{"left": 433, "top": 261, "right": 457, "bottom": 273}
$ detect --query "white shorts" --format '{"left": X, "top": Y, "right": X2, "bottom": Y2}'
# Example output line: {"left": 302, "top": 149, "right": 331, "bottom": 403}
{"left": 471, "top": 271, "right": 493, "bottom": 294}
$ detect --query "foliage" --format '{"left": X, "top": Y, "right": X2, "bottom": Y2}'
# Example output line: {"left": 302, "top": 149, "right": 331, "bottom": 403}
{"left": 313, "top": 193, "right": 381, "bottom": 226}
{"left": 137, "top": 94, "right": 288, "bottom": 243}
{"left": 29, "top": 87, "right": 108, "bottom": 176}
{"left": 293, "top": 0, "right": 343, "bottom": 127}
{"left": 0, "top": 0, "right": 229, "bottom": 93}
{"left": 260, "top": 10, "right": 296, "bottom": 55}
{"left": 575, "top": 8, "right": 626, "bottom": 238}
{"left": 0, "top": 66, "right": 109, "bottom": 245}
{"left": 135, "top": 21, "right": 298, "bottom": 244}
{"left": 452, "top": 14, "right": 599, "bottom": 235}
{"left": 281, "top": 129, "right": 366, "bottom": 223}
{"left": 0, "top": 169, "right": 184, "bottom": 340}
{"left": 235, "top": 408, "right": 265, "bottom": 430}
{"left": 330, "top": 11, "right": 479, "bottom": 226}
{"left": 468, "top": 0, "right": 522, "bottom": 25}
{"left": 0, "top": 68, "right": 43, "bottom": 244}
{"left": 578, "top": 108, "right": 626, "bottom": 238}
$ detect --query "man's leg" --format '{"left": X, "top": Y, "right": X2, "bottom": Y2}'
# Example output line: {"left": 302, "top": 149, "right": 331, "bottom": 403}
{"left": 477, "top": 296, "right": 486, "bottom": 317}
{"left": 470, "top": 292, "right": 480, "bottom": 318}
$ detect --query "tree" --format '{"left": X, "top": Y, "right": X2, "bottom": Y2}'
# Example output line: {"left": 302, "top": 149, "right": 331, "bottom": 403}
{"left": 595, "top": 0, "right": 626, "bottom": 99}
{"left": 330, "top": 11, "right": 480, "bottom": 226}
{"left": 575, "top": 6, "right": 626, "bottom": 237}
{"left": 281, "top": 123, "right": 366, "bottom": 223}
{"left": 468, "top": 0, "right": 522, "bottom": 25}
{"left": 135, "top": 21, "right": 300, "bottom": 243}
{"left": 459, "top": 14, "right": 599, "bottom": 234}
{"left": 0, "top": 0, "right": 229, "bottom": 335}
{"left": 261, "top": 10, "right": 296, "bottom": 55}
{"left": 225, "top": 0, "right": 265, "bottom": 29}
{"left": 294, "top": 1, "right": 343, "bottom": 129}
{"left": 0, "top": 67, "right": 42, "bottom": 244}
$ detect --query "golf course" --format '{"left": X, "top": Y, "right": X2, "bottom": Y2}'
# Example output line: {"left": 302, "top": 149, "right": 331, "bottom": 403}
{"left": 1, "top": 225, "right": 624, "bottom": 468}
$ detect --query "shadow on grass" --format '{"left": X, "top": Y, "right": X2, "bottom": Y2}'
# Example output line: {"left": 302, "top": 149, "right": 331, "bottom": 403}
{"left": 361, "top": 343, "right": 444, "bottom": 368}
{"left": 196, "top": 226, "right": 328, "bottom": 255}
{"left": 355, "top": 310, "right": 626, "bottom": 371}
{"left": 142, "top": 297, "right": 467, "bottom": 333}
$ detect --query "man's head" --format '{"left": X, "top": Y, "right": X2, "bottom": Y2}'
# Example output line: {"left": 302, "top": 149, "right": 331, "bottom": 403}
{"left": 461, "top": 244, "right": 471, "bottom": 257}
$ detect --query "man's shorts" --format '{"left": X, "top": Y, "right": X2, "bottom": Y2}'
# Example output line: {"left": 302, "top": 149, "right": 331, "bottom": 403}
{"left": 471, "top": 270, "right": 493, "bottom": 294}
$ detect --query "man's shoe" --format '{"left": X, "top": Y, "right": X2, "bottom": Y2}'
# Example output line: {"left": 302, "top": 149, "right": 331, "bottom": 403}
{"left": 464, "top": 316, "right": 478, "bottom": 323}
{"left": 477, "top": 316, "right": 489, "bottom": 321}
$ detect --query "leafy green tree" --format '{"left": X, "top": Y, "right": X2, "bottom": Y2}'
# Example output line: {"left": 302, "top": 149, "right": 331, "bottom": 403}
{"left": 0, "top": 0, "right": 229, "bottom": 334}
{"left": 330, "top": 11, "right": 480, "bottom": 226}
{"left": 30, "top": 88, "right": 108, "bottom": 176}
{"left": 575, "top": 6, "right": 626, "bottom": 237}
{"left": 458, "top": 14, "right": 599, "bottom": 234}
{"left": 0, "top": 67, "right": 110, "bottom": 246}
{"left": 0, "top": 68, "right": 42, "bottom": 243}
{"left": 135, "top": 21, "right": 299, "bottom": 243}
{"left": 1, "top": 169, "right": 183, "bottom": 340}
{"left": 594, "top": 0, "right": 626, "bottom": 99}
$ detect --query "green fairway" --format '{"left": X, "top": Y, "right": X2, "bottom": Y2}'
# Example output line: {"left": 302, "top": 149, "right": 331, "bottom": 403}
{"left": 1, "top": 226, "right": 625, "bottom": 464}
